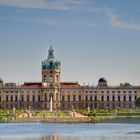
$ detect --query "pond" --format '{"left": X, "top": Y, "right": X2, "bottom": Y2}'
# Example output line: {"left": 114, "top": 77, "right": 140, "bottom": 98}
{"left": 0, "top": 120, "right": 140, "bottom": 140}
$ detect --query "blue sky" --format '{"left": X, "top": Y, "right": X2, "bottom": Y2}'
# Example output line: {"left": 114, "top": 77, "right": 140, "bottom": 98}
{"left": 0, "top": 0, "right": 140, "bottom": 85}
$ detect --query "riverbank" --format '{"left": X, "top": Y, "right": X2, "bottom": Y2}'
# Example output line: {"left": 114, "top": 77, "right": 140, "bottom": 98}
{"left": 13, "top": 115, "right": 140, "bottom": 123}
{"left": 1, "top": 109, "right": 140, "bottom": 123}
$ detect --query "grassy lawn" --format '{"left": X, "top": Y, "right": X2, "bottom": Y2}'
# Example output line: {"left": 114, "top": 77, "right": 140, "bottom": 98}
{"left": 35, "top": 110, "right": 67, "bottom": 117}
{"left": 0, "top": 109, "right": 25, "bottom": 122}
{"left": 0, "top": 109, "right": 140, "bottom": 123}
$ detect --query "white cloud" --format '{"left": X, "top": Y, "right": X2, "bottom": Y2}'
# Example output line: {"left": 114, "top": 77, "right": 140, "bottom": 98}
{"left": 0, "top": 0, "right": 68, "bottom": 10}
{"left": 0, "top": 16, "right": 99, "bottom": 29}
{"left": 105, "top": 9, "right": 140, "bottom": 30}
{"left": 0, "top": 0, "right": 91, "bottom": 10}
{"left": 0, "top": 0, "right": 140, "bottom": 31}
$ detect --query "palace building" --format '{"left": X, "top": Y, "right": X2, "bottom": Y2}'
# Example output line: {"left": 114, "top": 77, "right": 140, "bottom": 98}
{"left": 0, "top": 46, "right": 139, "bottom": 110}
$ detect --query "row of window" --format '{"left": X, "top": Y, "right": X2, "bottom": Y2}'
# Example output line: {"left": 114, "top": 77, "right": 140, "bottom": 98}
{"left": 62, "top": 91, "right": 81, "bottom": 93}
{"left": 0, "top": 91, "right": 41, "bottom": 94}
{"left": 5, "top": 95, "right": 42, "bottom": 102}
{"left": 85, "top": 90, "right": 137, "bottom": 94}
{"left": 62, "top": 95, "right": 81, "bottom": 102}
{"left": 4, "top": 95, "right": 54, "bottom": 102}
{"left": 1, "top": 94, "right": 138, "bottom": 102}
{"left": 99, "top": 95, "right": 134, "bottom": 102}
{"left": 1, "top": 91, "right": 19, "bottom": 93}
{"left": 62, "top": 95, "right": 137, "bottom": 102}
{"left": 21, "top": 91, "right": 41, "bottom": 93}
{"left": 1, "top": 90, "right": 138, "bottom": 94}
{"left": 61, "top": 102, "right": 134, "bottom": 109}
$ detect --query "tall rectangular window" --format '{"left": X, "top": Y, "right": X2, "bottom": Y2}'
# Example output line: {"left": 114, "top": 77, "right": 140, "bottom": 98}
{"left": 45, "top": 95, "right": 47, "bottom": 101}
{"left": 135, "top": 95, "right": 137, "bottom": 100}
{"left": 62, "top": 96, "right": 65, "bottom": 102}
{"left": 86, "top": 96, "right": 88, "bottom": 101}
{"left": 90, "top": 96, "right": 92, "bottom": 101}
{"left": 112, "top": 95, "right": 115, "bottom": 102}
{"left": 68, "top": 95, "right": 70, "bottom": 102}
{"left": 95, "top": 96, "right": 97, "bottom": 101}
{"left": 73, "top": 95, "right": 76, "bottom": 101}
{"left": 21, "top": 96, "right": 24, "bottom": 102}
{"left": 15, "top": 96, "right": 18, "bottom": 102}
{"left": 11, "top": 96, "right": 13, "bottom": 102}
{"left": 6, "top": 96, "right": 8, "bottom": 101}
{"left": 107, "top": 96, "right": 109, "bottom": 101}
{"left": 101, "top": 95, "right": 104, "bottom": 102}
{"left": 33, "top": 95, "right": 35, "bottom": 102}
{"left": 123, "top": 96, "right": 126, "bottom": 102}
{"left": 38, "top": 95, "right": 41, "bottom": 102}
{"left": 129, "top": 95, "right": 131, "bottom": 102}
{"left": 27, "top": 95, "right": 29, "bottom": 102}
{"left": 79, "top": 95, "right": 81, "bottom": 101}
{"left": 118, "top": 96, "right": 120, "bottom": 102}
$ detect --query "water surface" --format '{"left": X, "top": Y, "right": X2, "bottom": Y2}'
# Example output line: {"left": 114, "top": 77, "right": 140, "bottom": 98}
{"left": 0, "top": 121, "right": 140, "bottom": 140}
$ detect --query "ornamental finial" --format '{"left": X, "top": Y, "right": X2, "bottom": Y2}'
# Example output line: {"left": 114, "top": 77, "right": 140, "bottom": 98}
{"left": 48, "top": 41, "right": 55, "bottom": 59}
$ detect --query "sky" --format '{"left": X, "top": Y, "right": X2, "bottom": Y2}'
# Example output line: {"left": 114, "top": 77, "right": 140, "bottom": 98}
{"left": 0, "top": 0, "right": 140, "bottom": 86}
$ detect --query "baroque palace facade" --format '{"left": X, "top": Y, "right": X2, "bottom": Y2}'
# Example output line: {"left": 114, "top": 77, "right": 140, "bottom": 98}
{"left": 0, "top": 46, "right": 140, "bottom": 110}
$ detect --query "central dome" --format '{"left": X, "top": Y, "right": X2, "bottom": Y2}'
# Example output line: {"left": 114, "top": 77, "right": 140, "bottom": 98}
{"left": 42, "top": 58, "right": 61, "bottom": 70}
{"left": 42, "top": 46, "right": 61, "bottom": 70}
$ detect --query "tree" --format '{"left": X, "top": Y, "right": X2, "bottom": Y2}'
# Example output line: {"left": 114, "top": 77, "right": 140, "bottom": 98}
{"left": 135, "top": 97, "right": 140, "bottom": 108}
{"left": 120, "top": 82, "right": 131, "bottom": 87}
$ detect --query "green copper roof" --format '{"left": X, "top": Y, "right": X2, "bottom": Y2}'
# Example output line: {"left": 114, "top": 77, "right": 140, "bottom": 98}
{"left": 42, "top": 46, "right": 61, "bottom": 70}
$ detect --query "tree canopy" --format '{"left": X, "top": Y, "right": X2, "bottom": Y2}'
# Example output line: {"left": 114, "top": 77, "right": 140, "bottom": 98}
{"left": 120, "top": 82, "right": 131, "bottom": 87}
{"left": 135, "top": 97, "right": 140, "bottom": 108}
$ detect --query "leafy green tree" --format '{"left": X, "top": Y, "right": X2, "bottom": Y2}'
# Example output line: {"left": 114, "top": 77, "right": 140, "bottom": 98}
{"left": 135, "top": 97, "right": 140, "bottom": 108}
{"left": 120, "top": 82, "right": 131, "bottom": 87}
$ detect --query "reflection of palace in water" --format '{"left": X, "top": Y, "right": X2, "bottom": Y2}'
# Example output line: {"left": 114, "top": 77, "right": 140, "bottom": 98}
{"left": 42, "top": 136, "right": 61, "bottom": 140}
{"left": 0, "top": 46, "right": 140, "bottom": 110}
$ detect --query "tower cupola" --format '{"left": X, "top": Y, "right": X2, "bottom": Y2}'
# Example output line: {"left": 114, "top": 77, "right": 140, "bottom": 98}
{"left": 42, "top": 46, "right": 61, "bottom": 70}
